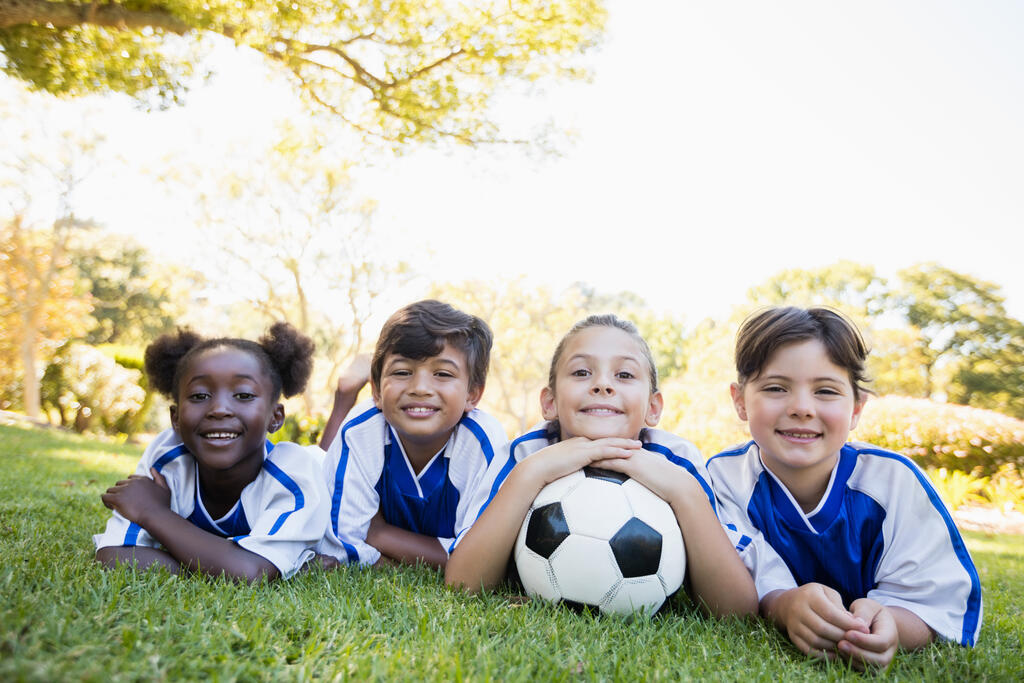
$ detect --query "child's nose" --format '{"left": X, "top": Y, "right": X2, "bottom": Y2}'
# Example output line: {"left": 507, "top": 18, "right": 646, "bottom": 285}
{"left": 590, "top": 374, "right": 614, "bottom": 394}
{"left": 410, "top": 370, "right": 433, "bottom": 393}
{"left": 787, "top": 390, "right": 814, "bottom": 416}
{"left": 208, "top": 392, "right": 234, "bottom": 416}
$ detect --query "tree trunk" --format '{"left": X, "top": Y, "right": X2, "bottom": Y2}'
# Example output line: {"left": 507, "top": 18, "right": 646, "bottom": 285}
{"left": 19, "top": 315, "right": 40, "bottom": 420}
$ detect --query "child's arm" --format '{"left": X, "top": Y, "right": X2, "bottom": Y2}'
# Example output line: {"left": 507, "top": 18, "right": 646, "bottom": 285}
{"left": 101, "top": 470, "right": 279, "bottom": 583}
{"left": 95, "top": 545, "right": 181, "bottom": 573}
{"left": 365, "top": 510, "right": 448, "bottom": 569}
{"left": 595, "top": 450, "right": 758, "bottom": 617}
{"left": 445, "top": 437, "right": 641, "bottom": 593}
{"left": 319, "top": 354, "right": 371, "bottom": 450}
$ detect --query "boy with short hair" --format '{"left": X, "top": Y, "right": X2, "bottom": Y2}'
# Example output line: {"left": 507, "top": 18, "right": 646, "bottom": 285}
{"left": 708, "top": 306, "right": 981, "bottom": 670}
{"left": 317, "top": 299, "right": 507, "bottom": 568}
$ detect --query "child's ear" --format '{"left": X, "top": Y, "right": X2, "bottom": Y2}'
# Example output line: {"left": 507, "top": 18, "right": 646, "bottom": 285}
{"left": 540, "top": 386, "right": 558, "bottom": 421}
{"left": 645, "top": 391, "right": 664, "bottom": 428}
{"left": 268, "top": 404, "right": 285, "bottom": 434}
{"left": 730, "top": 383, "right": 748, "bottom": 421}
{"left": 370, "top": 381, "right": 382, "bottom": 408}
{"left": 849, "top": 394, "right": 867, "bottom": 430}
{"left": 464, "top": 384, "right": 483, "bottom": 412}
{"left": 169, "top": 405, "right": 180, "bottom": 432}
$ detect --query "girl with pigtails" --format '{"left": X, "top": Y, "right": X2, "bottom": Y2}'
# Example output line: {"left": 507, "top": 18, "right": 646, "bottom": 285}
{"left": 94, "top": 323, "right": 330, "bottom": 582}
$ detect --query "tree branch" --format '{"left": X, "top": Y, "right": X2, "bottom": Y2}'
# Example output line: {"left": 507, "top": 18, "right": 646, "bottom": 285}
{"left": 0, "top": 0, "right": 192, "bottom": 34}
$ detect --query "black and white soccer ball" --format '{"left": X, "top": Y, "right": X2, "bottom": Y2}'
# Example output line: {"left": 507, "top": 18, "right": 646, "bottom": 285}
{"left": 513, "top": 466, "right": 686, "bottom": 616}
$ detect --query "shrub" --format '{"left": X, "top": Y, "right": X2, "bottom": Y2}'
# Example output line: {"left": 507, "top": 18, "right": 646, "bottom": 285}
{"left": 271, "top": 413, "right": 326, "bottom": 447}
{"left": 854, "top": 396, "right": 1024, "bottom": 476}
{"left": 41, "top": 343, "right": 146, "bottom": 435}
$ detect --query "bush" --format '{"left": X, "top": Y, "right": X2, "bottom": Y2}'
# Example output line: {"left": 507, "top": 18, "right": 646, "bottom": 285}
{"left": 855, "top": 396, "right": 1024, "bottom": 476}
{"left": 41, "top": 343, "right": 146, "bottom": 435}
{"left": 270, "top": 413, "right": 326, "bottom": 447}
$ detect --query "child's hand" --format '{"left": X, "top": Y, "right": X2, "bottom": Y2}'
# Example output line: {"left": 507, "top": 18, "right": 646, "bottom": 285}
{"left": 838, "top": 598, "right": 898, "bottom": 670}
{"left": 592, "top": 449, "right": 701, "bottom": 503}
{"left": 100, "top": 468, "right": 172, "bottom": 526}
{"left": 526, "top": 437, "right": 642, "bottom": 487}
{"left": 337, "top": 354, "right": 371, "bottom": 396}
{"left": 767, "top": 584, "right": 870, "bottom": 660}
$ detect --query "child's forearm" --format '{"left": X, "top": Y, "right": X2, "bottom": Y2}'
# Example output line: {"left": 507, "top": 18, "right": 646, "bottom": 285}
{"left": 136, "top": 507, "right": 280, "bottom": 583}
{"left": 669, "top": 493, "right": 758, "bottom": 617}
{"left": 95, "top": 545, "right": 181, "bottom": 573}
{"left": 319, "top": 388, "right": 361, "bottom": 450}
{"left": 367, "top": 521, "right": 448, "bottom": 569}
{"left": 445, "top": 463, "right": 542, "bottom": 592}
{"left": 890, "top": 606, "right": 935, "bottom": 650}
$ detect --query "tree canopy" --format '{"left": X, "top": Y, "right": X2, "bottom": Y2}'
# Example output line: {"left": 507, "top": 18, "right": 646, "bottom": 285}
{"left": 0, "top": 0, "right": 606, "bottom": 147}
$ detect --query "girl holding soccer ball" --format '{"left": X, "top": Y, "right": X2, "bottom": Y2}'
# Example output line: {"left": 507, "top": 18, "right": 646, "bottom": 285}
{"left": 446, "top": 314, "right": 758, "bottom": 617}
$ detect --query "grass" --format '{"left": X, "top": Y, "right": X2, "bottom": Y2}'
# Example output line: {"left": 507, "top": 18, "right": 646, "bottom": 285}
{"left": 1, "top": 423, "right": 1022, "bottom": 681}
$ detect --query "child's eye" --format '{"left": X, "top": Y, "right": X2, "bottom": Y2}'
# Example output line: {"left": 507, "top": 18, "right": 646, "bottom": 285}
{"left": 435, "top": 371, "right": 455, "bottom": 379}
{"left": 187, "top": 392, "right": 210, "bottom": 401}
{"left": 570, "top": 368, "right": 590, "bottom": 377}
{"left": 235, "top": 392, "right": 256, "bottom": 401}
{"left": 816, "top": 387, "right": 841, "bottom": 396}
{"left": 762, "top": 385, "right": 786, "bottom": 393}
{"left": 616, "top": 371, "right": 635, "bottom": 380}
{"left": 390, "top": 369, "right": 412, "bottom": 377}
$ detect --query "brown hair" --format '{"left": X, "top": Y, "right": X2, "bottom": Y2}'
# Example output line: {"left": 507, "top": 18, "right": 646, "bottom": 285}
{"left": 547, "top": 314, "right": 659, "bottom": 394}
{"left": 371, "top": 300, "right": 492, "bottom": 390}
{"left": 734, "top": 306, "right": 870, "bottom": 399}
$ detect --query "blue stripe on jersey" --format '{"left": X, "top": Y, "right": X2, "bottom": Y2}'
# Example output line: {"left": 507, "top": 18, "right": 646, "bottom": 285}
{"left": 724, "top": 523, "right": 753, "bottom": 552}
{"left": 641, "top": 441, "right": 717, "bottom": 514}
{"left": 459, "top": 415, "right": 495, "bottom": 465}
{"left": 122, "top": 444, "right": 190, "bottom": 546}
{"left": 471, "top": 429, "right": 548, "bottom": 525}
{"left": 263, "top": 458, "right": 305, "bottom": 536}
{"left": 858, "top": 448, "right": 983, "bottom": 646}
{"left": 331, "top": 406, "right": 381, "bottom": 563}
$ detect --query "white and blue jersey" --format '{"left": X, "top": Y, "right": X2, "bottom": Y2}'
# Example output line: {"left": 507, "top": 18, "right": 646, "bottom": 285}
{"left": 707, "top": 440, "right": 982, "bottom": 646}
{"left": 465, "top": 422, "right": 780, "bottom": 568}
{"left": 318, "top": 401, "right": 508, "bottom": 565}
{"left": 93, "top": 428, "right": 330, "bottom": 579}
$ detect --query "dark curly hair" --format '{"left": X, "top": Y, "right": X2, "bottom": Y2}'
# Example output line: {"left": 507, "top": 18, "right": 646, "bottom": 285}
{"left": 144, "top": 322, "right": 315, "bottom": 402}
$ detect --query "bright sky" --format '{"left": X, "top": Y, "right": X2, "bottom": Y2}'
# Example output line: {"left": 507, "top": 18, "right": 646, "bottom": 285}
{"left": 57, "top": 0, "right": 1024, "bottom": 323}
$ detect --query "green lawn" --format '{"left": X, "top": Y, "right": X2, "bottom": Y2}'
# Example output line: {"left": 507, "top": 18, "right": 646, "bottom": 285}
{"left": 1, "top": 423, "right": 1021, "bottom": 681}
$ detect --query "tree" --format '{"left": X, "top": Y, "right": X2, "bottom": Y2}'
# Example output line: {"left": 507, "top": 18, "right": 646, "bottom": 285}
{"left": 192, "top": 125, "right": 410, "bottom": 413}
{"left": 0, "top": 0, "right": 606, "bottom": 147}
{"left": 745, "top": 260, "right": 889, "bottom": 320}
{"left": 0, "top": 213, "right": 93, "bottom": 418}
{"left": 77, "top": 236, "right": 182, "bottom": 346}
{"left": 893, "top": 263, "right": 1021, "bottom": 403}
{"left": 1, "top": 96, "right": 102, "bottom": 418}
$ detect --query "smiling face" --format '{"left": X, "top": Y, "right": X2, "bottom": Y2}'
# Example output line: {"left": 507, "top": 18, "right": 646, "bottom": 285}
{"left": 541, "top": 326, "right": 663, "bottom": 441}
{"left": 170, "top": 345, "right": 283, "bottom": 482}
{"left": 731, "top": 338, "right": 864, "bottom": 508}
{"left": 372, "top": 342, "right": 482, "bottom": 469}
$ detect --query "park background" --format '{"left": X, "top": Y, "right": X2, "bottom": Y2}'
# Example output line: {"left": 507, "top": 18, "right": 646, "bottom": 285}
{"left": 2, "top": 1, "right": 1023, "bottom": 679}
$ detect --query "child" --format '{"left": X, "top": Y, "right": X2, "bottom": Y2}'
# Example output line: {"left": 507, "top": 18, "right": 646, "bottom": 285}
{"left": 445, "top": 314, "right": 758, "bottom": 618}
{"left": 707, "top": 306, "right": 982, "bottom": 669}
{"left": 317, "top": 300, "right": 508, "bottom": 569}
{"left": 93, "top": 323, "right": 329, "bottom": 582}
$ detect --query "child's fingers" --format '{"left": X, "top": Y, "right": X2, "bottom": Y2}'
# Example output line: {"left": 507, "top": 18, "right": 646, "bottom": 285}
{"left": 837, "top": 637, "right": 895, "bottom": 670}
{"left": 149, "top": 467, "right": 170, "bottom": 490}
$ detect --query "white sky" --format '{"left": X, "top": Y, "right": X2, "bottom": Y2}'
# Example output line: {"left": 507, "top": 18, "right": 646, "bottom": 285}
{"left": 44, "top": 0, "right": 1024, "bottom": 323}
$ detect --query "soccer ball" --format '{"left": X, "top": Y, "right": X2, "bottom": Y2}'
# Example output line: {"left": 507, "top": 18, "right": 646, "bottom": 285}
{"left": 513, "top": 466, "right": 686, "bottom": 616}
